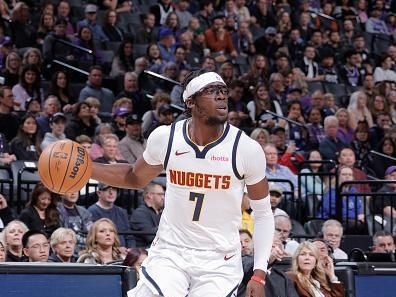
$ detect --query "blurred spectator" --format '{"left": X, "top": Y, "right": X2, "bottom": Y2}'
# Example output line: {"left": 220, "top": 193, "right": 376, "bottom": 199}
{"left": 366, "top": 7, "right": 389, "bottom": 34}
{"left": 36, "top": 13, "right": 55, "bottom": 46}
{"left": 47, "top": 70, "right": 75, "bottom": 113}
{"left": 85, "top": 96, "right": 102, "bottom": 125}
{"left": 157, "top": 27, "right": 177, "bottom": 63}
{"left": 88, "top": 183, "right": 131, "bottom": 247}
{"left": 287, "top": 28, "right": 305, "bottom": 62}
{"left": 269, "top": 72, "right": 286, "bottom": 109}
{"left": 116, "top": 72, "right": 151, "bottom": 118}
{"left": 0, "top": 239, "right": 4, "bottom": 262}
{"left": 110, "top": 39, "right": 134, "bottom": 77}
{"left": 10, "top": 2, "right": 36, "bottom": 48}
{"left": 322, "top": 219, "right": 348, "bottom": 259}
{"left": 270, "top": 126, "right": 288, "bottom": 155}
{"left": 353, "top": 34, "right": 372, "bottom": 66}
{"left": 122, "top": 247, "right": 148, "bottom": 280}
{"left": 306, "top": 107, "right": 326, "bottom": 150}
{"left": 0, "top": 37, "right": 13, "bottom": 71}
{"left": 22, "top": 48, "right": 43, "bottom": 69}
{"left": 0, "top": 193, "right": 14, "bottom": 228}
{"left": 351, "top": 120, "right": 371, "bottom": 170}
{"left": 263, "top": 143, "right": 298, "bottom": 192}
{"left": 274, "top": 215, "right": 299, "bottom": 255}
{"left": 175, "top": 0, "right": 192, "bottom": 29}
{"left": 372, "top": 230, "right": 395, "bottom": 253}
{"left": 164, "top": 12, "right": 180, "bottom": 37}
{"left": 242, "top": 54, "right": 269, "bottom": 90}
{"left": 369, "top": 136, "right": 396, "bottom": 178}
{"left": 48, "top": 227, "right": 77, "bottom": 263}
{"left": 369, "top": 112, "right": 392, "bottom": 150}
{"left": 57, "top": 191, "right": 93, "bottom": 257}
{"left": 42, "top": 18, "right": 74, "bottom": 67}
{"left": 22, "top": 230, "right": 50, "bottom": 262}
{"left": 339, "top": 49, "right": 365, "bottom": 87}
{"left": 102, "top": 9, "right": 124, "bottom": 42}
{"left": 319, "top": 115, "right": 346, "bottom": 161}
{"left": 12, "top": 64, "right": 42, "bottom": 111}
{"left": 56, "top": 1, "right": 74, "bottom": 37}
{"left": 232, "top": 20, "right": 255, "bottom": 56}
{"left": 205, "top": 15, "right": 237, "bottom": 62}
{"left": 286, "top": 241, "right": 344, "bottom": 297}
{"left": 219, "top": 61, "right": 235, "bottom": 85}
{"left": 119, "top": 114, "right": 146, "bottom": 165}
{"left": 75, "top": 135, "right": 93, "bottom": 154}
{"left": 254, "top": 26, "right": 279, "bottom": 60}
{"left": 0, "top": 86, "right": 19, "bottom": 142}
{"left": 335, "top": 108, "right": 354, "bottom": 145}
{"left": 250, "top": 128, "right": 270, "bottom": 147}
{"left": 3, "top": 220, "right": 28, "bottom": 262}
{"left": 370, "top": 94, "right": 390, "bottom": 124}
{"left": 94, "top": 134, "right": 128, "bottom": 164}
{"left": 146, "top": 43, "right": 167, "bottom": 73}
{"left": 239, "top": 229, "right": 253, "bottom": 256}
{"left": 269, "top": 183, "right": 288, "bottom": 217}
{"left": 40, "top": 112, "right": 66, "bottom": 150}
{"left": 73, "top": 26, "right": 100, "bottom": 64}
{"left": 112, "top": 107, "right": 130, "bottom": 140}
{"left": 19, "top": 182, "right": 60, "bottom": 237}
{"left": 2, "top": 51, "right": 21, "bottom": 87}
{"left": 141, "top": 91, "right": 171, "bottom": 135}
{"left": 79, "top": 66, "right": 115, "bottom": 113}
{"left": 372, "top": 166, "right": 396, "bottom": 219}
{"left": 9, "top": 113, "right": 41, "bottom": 161}
{"left": 65, "top": 101, "right": 98, "bottom": 140}
{"left": 77, "top": 4, "right": 108, "bottom": 42}
{"left": 37, "top": 95, "right": 61, "bottom": 137}
{"left": 374, "top": 54, "right": 396, "bottom": 83}
{"left": 195, "top": 0, "right": 213, "bottom": 31}
{"left": 134, "top": 13, "right": 158, "bottom": 44}
{"left": 296, "top": 45, "right": 323, "bottom": 82}
{"left": 77, "top": 218, "right": 124, "bottom": 264}
{"left": 150, "top": 0, "right": 174, "bottom": 27}
{"left": 144, "top": 103, "right": 175, "bottom": 138}
{"left": 130, "top": 182, "right": 164, "bottom": 248}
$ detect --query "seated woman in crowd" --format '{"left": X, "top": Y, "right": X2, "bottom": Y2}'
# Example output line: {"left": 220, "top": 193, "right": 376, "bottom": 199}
{"left": 250, "top": 127, "right": 270, "bottom": 146}
{"left": 287, "top": 241, "right": 344, "bottom": 297}
{"left": 141, "top": 91, "right": 171, "bottom": 136}
{"left": 3, "top": 220, "right": 29, "bottom": 262}
{"left": 351, "top": 120, "right": 372, "bottom": 172}
{"left": 123, "top": 248, "right": 148, "bottom": 280}
{"left": 65, "top": 101, "right": 98, "bottom": 141}
{"left": 19, "top": 182, "right": 60, "bottom": 237}
{"left": 347, "top": 91, "right": 374, "bottom": 130}
{"left": 146, "top": 43, "right": 166, "bottom": 74}
{"left": 102, "top": 9, "right": 124, "bottom": 42}
{"left": 369, "top": 94, "right": 390, "bottom": 123}
{"left": 306, "top": 107, "right": 326, "bottom": 150}
{"left": 90, "top": 123, "right": 120, "bottom": 160}
{"left": 12, "top": 64, "right": 42, "bottom": 110}
{"left": 9, "top": 113, "right": 41, "bottom": 161}
{"left": 335, "top": 108, "right": 354, "bottom": 145}
{"left": 73, "top": 26, "right": 100, "bottom": 63}
{"left": 2, "top": 51, "right": 21, "bottom": 87}
{"left": 22, "top": 48, "right": 43, "bottom": 70}
{"left": 241, "top": 54, "right": 269, "bottom": 89}
{"left": 300, "top": 150, "right": 328, "bottom": 216}
{"left": 368, "top": 136, "right": 396, "bottom": 179}
{"left": 77, "top": 218, "right": 124, "bottom": 264}
{"left": 110, "top": 39, "right": 134, "bottom": 78}
{"left": 48, "top": 227, "right": 77, "bottom": 263}
{"left": 47, "top": 70, "right": 76, "bottom": 113}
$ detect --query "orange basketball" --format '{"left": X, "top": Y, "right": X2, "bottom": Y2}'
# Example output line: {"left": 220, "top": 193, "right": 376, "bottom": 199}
{"left": 38, "top": 140, "right": 92, "bottom": 194}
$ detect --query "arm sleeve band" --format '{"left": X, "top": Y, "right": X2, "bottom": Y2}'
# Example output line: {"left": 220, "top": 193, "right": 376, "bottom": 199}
{"left": 250, "top": 195, "right": 274, "bottom": 272}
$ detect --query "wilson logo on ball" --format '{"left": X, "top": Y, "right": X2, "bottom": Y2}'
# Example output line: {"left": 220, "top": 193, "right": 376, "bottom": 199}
{"left": 69, "top": 147, "right": 85, "bottom": 179}
{"left": 53, "top": 151, "right": 68, "bottom": 159}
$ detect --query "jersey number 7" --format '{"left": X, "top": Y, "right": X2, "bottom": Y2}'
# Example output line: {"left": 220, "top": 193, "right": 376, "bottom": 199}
{"left": 189, "top": 192, "right": 204, "bottom": 221}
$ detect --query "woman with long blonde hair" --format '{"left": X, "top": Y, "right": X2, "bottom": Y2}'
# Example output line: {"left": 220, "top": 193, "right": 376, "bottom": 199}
{"left": 77, "top": 218, "right": 123, "bottom": 264}
{"left": 347, "top": 91, "right": 374, "bottom": 129}
{"left": 287, "top": 241, "right": 344, "bottom": 297}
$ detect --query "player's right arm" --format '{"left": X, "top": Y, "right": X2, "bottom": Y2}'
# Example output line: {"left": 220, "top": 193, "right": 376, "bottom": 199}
{"left": 91, "top": 125, "right": 169, "bottom": 189}
{"left": 92, "top": 159, "right": 163, "bottom": 190}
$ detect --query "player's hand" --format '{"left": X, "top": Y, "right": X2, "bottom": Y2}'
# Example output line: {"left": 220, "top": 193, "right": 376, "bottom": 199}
{"left": 245, "top": 279, "right": 265, "bottom": 297}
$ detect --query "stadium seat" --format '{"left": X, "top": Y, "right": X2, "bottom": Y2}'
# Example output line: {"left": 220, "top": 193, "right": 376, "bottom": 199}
{"left": 323, "top": 82, "right": 348, "bottom": 106}
{"left": 106, "top": 42, "right": 122, "bottom": 54}
{"left": 372, "top": 33, "right": 392, "bottom": 57}
{"left": 304, "top": 219, "right": 326, "bottom": 236}
{"left": 133, "top": 44, "right": 149, "bottom": 58}
{"left": 307, "top": 81, "right": 324, "bottom": 94}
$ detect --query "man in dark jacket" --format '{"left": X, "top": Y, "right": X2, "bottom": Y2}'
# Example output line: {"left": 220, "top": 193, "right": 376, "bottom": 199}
{"left": 130, "top": 182, "right": 164, "bottom": 247}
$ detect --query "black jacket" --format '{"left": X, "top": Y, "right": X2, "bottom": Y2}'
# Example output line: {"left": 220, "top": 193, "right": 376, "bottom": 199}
{"left": 130, "top": 203, "right": 161, "bottom": 247}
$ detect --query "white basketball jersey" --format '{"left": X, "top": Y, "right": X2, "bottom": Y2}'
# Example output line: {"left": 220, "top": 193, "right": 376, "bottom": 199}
{"left": 143, "top": 119, "right": 266, "bottom": 252}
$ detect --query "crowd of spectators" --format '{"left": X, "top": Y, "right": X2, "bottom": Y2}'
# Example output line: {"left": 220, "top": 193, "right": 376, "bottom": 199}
{"left": 0, "top": 0, "right": 395, "bottom": 295}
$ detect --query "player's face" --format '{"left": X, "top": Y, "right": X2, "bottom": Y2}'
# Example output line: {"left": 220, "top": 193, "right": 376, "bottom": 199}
{"left": 240, "top": 233, "right": 253, "bottom": 255}
{"left": 95, "top": 222, "right": 115, "bottom": 248}
{"left": 53, "top": 234, "right": 76, "bottom": 260}
{"left": 188, "top": 83, "right": 229, "bottom": 126}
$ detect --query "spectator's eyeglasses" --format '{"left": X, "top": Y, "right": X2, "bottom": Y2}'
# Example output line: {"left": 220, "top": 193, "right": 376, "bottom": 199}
{"left": 197, "top": 85, "right": 229, "bottom": 97}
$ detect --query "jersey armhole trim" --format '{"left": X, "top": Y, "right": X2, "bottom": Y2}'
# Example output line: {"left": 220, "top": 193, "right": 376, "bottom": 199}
{"left": 163, "top": 122, "right": 176, "bottom": 170}
{"left": 141, "top": 266, "right": 164, "bottom": 296}
{"left": 232, "top": 130, "right": 244, "bottom": 180}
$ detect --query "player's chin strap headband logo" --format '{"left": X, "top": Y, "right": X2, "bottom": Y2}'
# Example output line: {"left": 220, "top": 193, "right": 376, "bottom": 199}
{"left": 182, "top": 72, "right": 226, "bottom": 102}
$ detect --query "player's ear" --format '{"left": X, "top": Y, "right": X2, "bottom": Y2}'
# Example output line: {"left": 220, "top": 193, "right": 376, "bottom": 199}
{"left": 185, "top": 97, "right": 194, "bottom": 108}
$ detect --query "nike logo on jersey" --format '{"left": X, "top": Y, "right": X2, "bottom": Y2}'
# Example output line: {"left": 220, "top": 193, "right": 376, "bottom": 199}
{"left": 175, "top": 150, "right": 190, "bottom": 156}
{"left": 224, "top": 254, "right": 236, "bottom": 261}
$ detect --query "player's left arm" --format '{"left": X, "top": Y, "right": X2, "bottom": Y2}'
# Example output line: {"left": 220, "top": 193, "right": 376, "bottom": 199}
{"left": 240, "top": 136, "right": 274, "bottom": 297}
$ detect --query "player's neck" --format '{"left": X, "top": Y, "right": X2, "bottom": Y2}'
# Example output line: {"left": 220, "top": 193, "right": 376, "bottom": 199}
{"left": 188, "top": 119, "right": 224, "bottom": 146}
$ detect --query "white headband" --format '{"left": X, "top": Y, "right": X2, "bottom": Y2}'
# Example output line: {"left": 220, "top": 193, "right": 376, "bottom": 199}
{"left": 182, "top": 72, "right": 226, "bottom": 102}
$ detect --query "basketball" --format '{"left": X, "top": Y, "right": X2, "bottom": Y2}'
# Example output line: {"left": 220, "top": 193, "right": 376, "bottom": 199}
{"left": 38, "top": 140, "right": 92, "bottom": 195}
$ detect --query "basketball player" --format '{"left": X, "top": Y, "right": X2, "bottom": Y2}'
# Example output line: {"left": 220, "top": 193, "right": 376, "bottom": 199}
{"left": 91, "top": 70, "right": 274, "bottom": 297}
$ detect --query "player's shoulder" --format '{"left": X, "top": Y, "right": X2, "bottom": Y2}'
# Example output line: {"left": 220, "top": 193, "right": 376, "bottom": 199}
{"left": 149, "top": 119, "right": 185, "bottom": 139}
{"left": 231, "top": 126, "right": 262, "bottom": 151}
